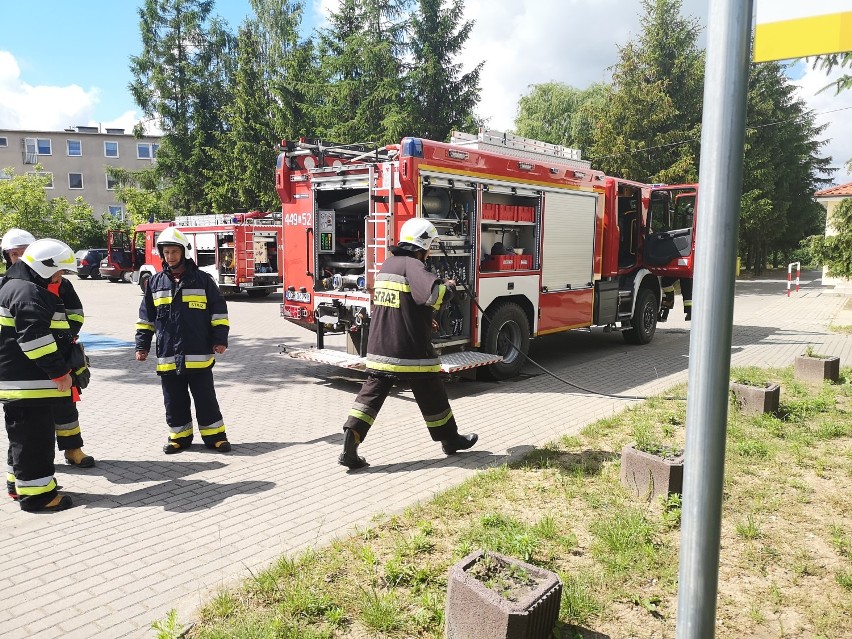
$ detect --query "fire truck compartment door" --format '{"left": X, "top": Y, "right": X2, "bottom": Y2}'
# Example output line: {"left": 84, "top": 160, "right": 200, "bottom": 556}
{"left": 541, "top": 190, "right": 598, "bottom": 291}
{"left": 194, "top": 233, "right": 216, "bottom": 251}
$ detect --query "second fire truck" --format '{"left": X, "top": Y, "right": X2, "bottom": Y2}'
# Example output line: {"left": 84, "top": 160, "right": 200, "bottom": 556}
{"left": 276, "top": 129, "right": 697, "bottom": 379}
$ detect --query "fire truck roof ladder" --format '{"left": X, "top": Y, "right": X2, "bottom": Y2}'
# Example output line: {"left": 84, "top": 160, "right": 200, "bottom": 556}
{"left": 289, "top": 139, "right": 396, "bottom": 165}
{"left": 450, "top": 129, "right": 592, "bottom": 169}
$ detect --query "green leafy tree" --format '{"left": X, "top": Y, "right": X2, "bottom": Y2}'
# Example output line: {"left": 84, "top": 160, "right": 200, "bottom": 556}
{"left": 588, "top": 0, "right": 704, "bottom": 183}
{"left": 805, "top": 198, "right": 852, "bottom": 278}
{"left": 206, "top": 23, "right": 280, "bottom": 213}
{"left": 106, "top": 167, "right": 174, "bottom": 226}
{"left": 406, "top": 0, "right": 482, "bottom": 141}
{"left": 808, "top": 52, "right": 852, "bottom": 94}
{"left": 129, "top": 0, "right": 234, "bottom": 214}
{"left": 0, "top": 167, "right": 109, "bottom": 250}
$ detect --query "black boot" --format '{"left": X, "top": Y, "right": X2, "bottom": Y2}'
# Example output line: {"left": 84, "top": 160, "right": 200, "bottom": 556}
{"left": 339, "top": 429, "right": 368, "bottom": 469}
{"left": 684, "top": 309, "right": 691, "bottom": 321}
{"left": 441, "top": 433, "right": 478, "bottom": 455}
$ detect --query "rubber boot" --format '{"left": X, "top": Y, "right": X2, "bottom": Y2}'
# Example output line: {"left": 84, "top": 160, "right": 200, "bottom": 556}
{"left": 65, "top": 448, "right": 95, "bottom": 468}
{"left": 338, "top": 429, "right": 368, "bottom": 469}
{"left": 441, "top": 433, "right": 479, "bottom": 455}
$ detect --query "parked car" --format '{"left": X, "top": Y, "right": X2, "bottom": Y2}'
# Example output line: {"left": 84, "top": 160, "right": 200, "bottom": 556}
{"left": 76, "top": 249, "right": 107, "bottom": 280}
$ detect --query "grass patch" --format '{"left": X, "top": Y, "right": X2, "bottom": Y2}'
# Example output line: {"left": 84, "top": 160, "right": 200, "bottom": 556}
{"left": 181, "top": 367, "right": 852, "bottom": 639}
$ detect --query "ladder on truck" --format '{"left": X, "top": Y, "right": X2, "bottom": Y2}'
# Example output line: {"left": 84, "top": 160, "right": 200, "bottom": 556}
{"left": 450, "top": 129, "right": 592, "bottom": 169}
{"left": 366, "top": 164, "right": 392, "bottom": 290}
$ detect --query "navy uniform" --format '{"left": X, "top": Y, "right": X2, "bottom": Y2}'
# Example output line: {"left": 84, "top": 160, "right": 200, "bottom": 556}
{"left": 339, "top": 218, "right": 477, "bottom": 468}
{"left": 135, "top": 229, "right": 231, "bottom": 454}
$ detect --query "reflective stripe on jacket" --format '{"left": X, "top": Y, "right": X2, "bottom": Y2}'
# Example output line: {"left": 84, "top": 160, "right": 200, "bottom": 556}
{"left": 0, "top": 262, "right": 73, "bottom": 405}
{"left": 365, "top": 254, "right": 454, "bottom": 376}
{"left": 135, "top": 259, "right": 229, "bottom": 375}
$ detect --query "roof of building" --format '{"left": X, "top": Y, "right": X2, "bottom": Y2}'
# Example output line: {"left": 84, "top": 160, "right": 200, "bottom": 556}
{"left": 815, "top": 182, "right": 852, "bottom": 197}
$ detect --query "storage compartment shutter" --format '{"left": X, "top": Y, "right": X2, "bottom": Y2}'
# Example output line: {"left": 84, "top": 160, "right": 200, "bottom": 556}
{"left": 541, "top": 191, "right": 598, "bottom": 291}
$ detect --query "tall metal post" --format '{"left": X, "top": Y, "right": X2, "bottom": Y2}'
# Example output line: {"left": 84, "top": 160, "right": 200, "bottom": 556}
{"left": 676, "top": 1, "right": 754, "bottom": 638}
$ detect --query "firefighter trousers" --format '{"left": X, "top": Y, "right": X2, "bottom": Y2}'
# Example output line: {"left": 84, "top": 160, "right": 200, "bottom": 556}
{"left": 160, "top": 369, "right": 227, "bottom": 447}
{"left": 53, "top": 401, "right": 83, "bottom": 451}
{"left": 343, "top": 374, "right": 458, "bottom": 443}
{"left": 5, "top": 405, "right": 58, "bottom": 510}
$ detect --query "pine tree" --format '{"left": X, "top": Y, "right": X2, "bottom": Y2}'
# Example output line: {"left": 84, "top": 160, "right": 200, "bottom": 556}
{"left": 407, "top": 0, "right": 482, "bottom": 141}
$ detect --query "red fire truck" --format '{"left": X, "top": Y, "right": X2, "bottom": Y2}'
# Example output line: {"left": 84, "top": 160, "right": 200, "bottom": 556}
{"left": 276, "top": 129, "right": 696, "bottom": 379}
{"left": 115, "top": 212, "right": 283, "bottom": 296}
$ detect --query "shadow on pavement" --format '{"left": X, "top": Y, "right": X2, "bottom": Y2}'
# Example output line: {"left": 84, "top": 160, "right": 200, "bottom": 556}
{"left": 347, "top": 450, "right": 505, "bottom": 474}
{"left": 71, "top": 478, "right": 275, "bottom": 512}
{"left": 59, "top": 458, "right": 226, "bottom": 483}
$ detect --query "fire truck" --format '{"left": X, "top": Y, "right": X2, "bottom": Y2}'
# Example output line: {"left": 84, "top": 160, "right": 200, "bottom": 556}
{"left": 276, "top": 129, "right": 696, "bottom": 379}
{"left": 113, "top": 212, "right": 283, "bottom": 296}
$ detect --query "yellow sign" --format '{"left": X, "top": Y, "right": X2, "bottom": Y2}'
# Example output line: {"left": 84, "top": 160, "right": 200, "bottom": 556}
{"left": 754, "top": 2, "right": 852, "bottom": 62}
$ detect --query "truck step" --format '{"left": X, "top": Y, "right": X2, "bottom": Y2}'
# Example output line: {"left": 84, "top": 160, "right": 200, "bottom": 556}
{"left": 285, "top": 348, "right": 502, "bottom": 374}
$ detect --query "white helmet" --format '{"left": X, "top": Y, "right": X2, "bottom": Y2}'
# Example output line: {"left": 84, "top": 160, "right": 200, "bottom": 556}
{"left": 399, "top": 218, "right": 438, "bottom": 251}
{"left": 2, "top": 228, "right": 36, "bottom": 252}
{"left": 156, "top": 227, "right": 192, "bottom": 257}
{"left": 21, "top": 239, "right": 76, "bottom": 279}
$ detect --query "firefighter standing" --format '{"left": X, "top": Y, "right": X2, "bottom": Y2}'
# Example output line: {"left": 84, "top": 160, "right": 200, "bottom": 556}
{"left": 339, "top": 218, "right": 478, "bottom": 469}
{"left": 135, "top": 227, "right": 232, "bottom": 454}
{"left": 661, "top": 276, "right": 693, "bottom": 321}
{"left": 1, "top": 239, "right": 79, "bottom": 512}
{"left": 2, "top": 229, "right": 95, "bottom": 473}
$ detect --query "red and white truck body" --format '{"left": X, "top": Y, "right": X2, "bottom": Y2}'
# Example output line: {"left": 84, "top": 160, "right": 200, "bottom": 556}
{"left": 275, "top": 129, "right": 696, "bottom": 378}
{"left": 123, "top": 212, "right": 283, "bottom": 297}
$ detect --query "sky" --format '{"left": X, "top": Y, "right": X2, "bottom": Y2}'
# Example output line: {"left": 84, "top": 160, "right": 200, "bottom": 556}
{"left": 1, "top": 0, "right": 850, "bottom": 183}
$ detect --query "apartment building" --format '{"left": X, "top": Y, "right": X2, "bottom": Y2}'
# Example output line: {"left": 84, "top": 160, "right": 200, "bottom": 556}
{"left": 0, "top": 126, "right": 162, "bottom": 220}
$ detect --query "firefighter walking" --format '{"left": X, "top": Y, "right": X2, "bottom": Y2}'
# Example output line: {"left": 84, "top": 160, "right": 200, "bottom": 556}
{"left": 135, "top": 227, "right": 232, "bottom": 454}
{"left": 661, "top": 276, "right": 693, "bottom": 321}
{"left": 339, "top": 218, "right": 478, "bottom": 469}
{"left": 1, "top": 239, "right": 80, "bottom": 512}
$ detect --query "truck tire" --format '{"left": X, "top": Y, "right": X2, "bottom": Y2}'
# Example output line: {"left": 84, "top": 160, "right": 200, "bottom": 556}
{"left": 77, "top": 273, "right": 89, "bottom": 280}
{"left": 623, "top": 288, "right": 658, "bottom": 345}
{"left": 139, "top": 272, "right": 151, "bottom": 294}
{"left": 246, "top": 289, "right": 272, "bottom": 298}
{"left": 478, "top": 302, "right": 530, "bottom": 380}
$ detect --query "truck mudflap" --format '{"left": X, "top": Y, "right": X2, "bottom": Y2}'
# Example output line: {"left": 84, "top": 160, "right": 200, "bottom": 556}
{"left": 282, "top": 347, "right": 502, "bottom": 374}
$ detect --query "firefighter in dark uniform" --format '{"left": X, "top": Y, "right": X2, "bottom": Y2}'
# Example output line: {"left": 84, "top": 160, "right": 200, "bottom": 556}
{"left": 1, "top": 239, "right": 79, "bottom": 512}
{"left": 135, "top": 227, "right": 232, "bottom": 454}
{"left": 2, "top": 229, "right": 96, "bottom": 468}
{"left": 339, "top": 218, "right": 478, "bottom": 469}
{"left": 661, "top": 276, "right": 693, "bottom": 321}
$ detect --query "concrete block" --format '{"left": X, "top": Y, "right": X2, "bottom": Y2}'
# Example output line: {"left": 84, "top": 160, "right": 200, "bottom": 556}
{"left": 445, "top": 550, "right": 561, "bottom": 639}
{"left": 794, "top": 355, "right": 840, "bottom": 383}
{"left": 620, "top": 443, "right": 683, "bottom": 502}
{"left": 730, "top": 381, "right": 781, "bottom": 415}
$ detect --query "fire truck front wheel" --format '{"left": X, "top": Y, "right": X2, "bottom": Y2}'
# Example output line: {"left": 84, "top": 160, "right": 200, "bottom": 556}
{"left": 623, "top": 288, "right": 658, "bottom": 345}
{"left": 479, "top": 302, "right": 530, "bottom": 380}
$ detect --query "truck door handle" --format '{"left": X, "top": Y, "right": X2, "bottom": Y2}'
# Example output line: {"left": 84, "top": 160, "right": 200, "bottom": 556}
{"left": 305, "top": 227, "right": 313, "bottom": 276}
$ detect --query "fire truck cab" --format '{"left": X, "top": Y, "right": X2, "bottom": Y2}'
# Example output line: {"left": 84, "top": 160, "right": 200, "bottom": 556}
{"left": 276, "top": 129, "right": 696, "bottom": 379}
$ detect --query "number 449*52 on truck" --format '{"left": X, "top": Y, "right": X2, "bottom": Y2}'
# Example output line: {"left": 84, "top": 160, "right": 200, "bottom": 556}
{"left": 276, "top": 129, "right": 697, "bottom": 380}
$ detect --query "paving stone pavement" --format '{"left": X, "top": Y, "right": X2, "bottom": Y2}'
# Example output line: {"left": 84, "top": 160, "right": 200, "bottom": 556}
{"left": 1, "top": 271, "right": 849, "bottom": 638}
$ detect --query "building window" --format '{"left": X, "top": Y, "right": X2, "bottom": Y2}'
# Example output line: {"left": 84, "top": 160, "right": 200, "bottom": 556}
{"left": 69, "top": 173, "right": 84, "bottom": 189}
{"left": 67, "top": 140, "right": 82, "bottom": 156}
{"left": 152, "top": 143, "right": 159, "bottom": 157}
{"left": 28, "top": 171, "right": 54, "bottom": 188}
{"left": 104, "top": 141, "right": 119, "bottom": 158}
{"left": 108, "top": 205, "right": 124, "bottom": 219}
{"left": 137, "top": 143, "right": 152, "bottom": 159}
{"left": 0, "top": 137, "right": 7, "bottom": 147}
{"left": 106, "top": 173, "right": 118, "bottom": 190}
{"left": 36, "top": 138, "right": 52, "bottom": 155}
{"left": 0, "top": 169, "right": 11, "bottom": 180}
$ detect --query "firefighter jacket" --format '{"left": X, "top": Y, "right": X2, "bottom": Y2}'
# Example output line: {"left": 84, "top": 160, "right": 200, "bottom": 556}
{"left": 49, "top": 277, "right": 84, "bottom": 336}
{"left": 365, "top": 253, "right": 454, "bottom": 376}
{"left": 0, "top": 262, "right": 74, "bottom": 405}
{"left": 135, "top": 259, "right": 229, "bottom": 375}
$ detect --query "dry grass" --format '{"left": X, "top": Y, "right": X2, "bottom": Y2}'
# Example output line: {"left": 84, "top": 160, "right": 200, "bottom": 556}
{"left": 174, "top": 366, "right": 852, "bottom": 639}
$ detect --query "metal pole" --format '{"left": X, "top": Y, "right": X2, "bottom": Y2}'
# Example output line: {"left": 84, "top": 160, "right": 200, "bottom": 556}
{"left": 676, "top": 1, "right": 754, "bottom": 638}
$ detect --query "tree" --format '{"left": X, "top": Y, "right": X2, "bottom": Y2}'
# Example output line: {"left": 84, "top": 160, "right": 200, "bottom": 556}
{"left": 588, "top": 0, "right": 704, "bottom": 183}
{"left": 106, "top": 167, "right": 175, "bottom": 226}
{"left": 129, "top": 0, "right": 234, "bottom": 214}
{"left": 805, "top": 198, "right": 852, "bottom": 278}
{"left": 0, "top": 167, "right": 109, "bottom": 250}
{"left": 206, "top": 23, "right": 281, "bottom": 213}
{"left": 406, "top": 0, "right": 482, "bottom": 141}
{"left": 809, "top": 52, "right": 852, "bottom": 94}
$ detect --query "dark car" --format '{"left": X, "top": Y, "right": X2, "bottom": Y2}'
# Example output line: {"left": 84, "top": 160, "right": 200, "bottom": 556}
{"left": 76, "top": 249, "right": 107, "bottom": 279}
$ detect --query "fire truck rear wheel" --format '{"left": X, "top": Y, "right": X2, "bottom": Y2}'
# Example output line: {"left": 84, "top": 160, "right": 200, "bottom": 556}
{"left": 478, "top": 302, "right": 530, "bottom": 380}
{"left": 623, "top": 288, "right": 658, "bottom": 345}
{"left": 246, "top": 289, "right": 272, "bottom": 298}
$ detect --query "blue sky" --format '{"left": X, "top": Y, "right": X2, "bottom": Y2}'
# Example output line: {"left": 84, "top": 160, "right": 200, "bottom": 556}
{"left": 1, "top": 0, "right": 850, "bottom": 181}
